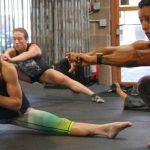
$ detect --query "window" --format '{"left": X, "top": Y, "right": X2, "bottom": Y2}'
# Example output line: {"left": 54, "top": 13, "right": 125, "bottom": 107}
{"left": 112, "top": 0, "right": 150, "bottom": 84}
{"left": 0, "top": 0, "right": 31, "bottom": 53}
{"left": 120, "top": 0, "right": 140, "bottom": 6}
{"left": 119, "top": 11, "right": 147, "bottom": 44}
{"left": 118, "top": 0, "right": 150, "bottom": 83}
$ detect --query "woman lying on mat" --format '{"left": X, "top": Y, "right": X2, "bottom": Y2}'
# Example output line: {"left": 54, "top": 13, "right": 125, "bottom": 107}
{"left": 0, "top": 57, "right": 132, "bottom": 138}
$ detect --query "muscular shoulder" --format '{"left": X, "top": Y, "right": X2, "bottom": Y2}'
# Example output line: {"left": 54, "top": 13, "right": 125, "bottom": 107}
{"left": 29, "top": 43, "right": 40, "bottom": 49}
{"left": 1, "top": 61, "right": 17, "bottom": 81}
{"left": 132, "top": 40, "right": 150, "bottom": 49}
{"left": 28, "top": 43, "right": 42, "bottom": 56}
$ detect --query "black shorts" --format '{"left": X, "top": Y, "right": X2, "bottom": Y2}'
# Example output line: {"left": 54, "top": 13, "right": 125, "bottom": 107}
{"left": 29, "top": 65, "right": 50, "bottom": 83}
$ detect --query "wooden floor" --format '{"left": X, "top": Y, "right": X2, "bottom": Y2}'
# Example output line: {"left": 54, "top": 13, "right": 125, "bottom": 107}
{"left": 0, "top": 82, "right": 149, "bottom": 150}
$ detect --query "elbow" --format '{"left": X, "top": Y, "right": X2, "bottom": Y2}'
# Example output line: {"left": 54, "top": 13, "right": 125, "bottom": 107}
{"left": 13, "top": 100, "right": 22, "bottom": 112}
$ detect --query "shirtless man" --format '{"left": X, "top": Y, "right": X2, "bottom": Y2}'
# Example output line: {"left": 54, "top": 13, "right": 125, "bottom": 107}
{"left": 66, "top": 0, "right": 150, "bottom": 147}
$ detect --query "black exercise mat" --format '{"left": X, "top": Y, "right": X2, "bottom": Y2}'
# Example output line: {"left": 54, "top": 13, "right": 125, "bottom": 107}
{"left": 98, "top": 84, "right": 137, "bottom": 97}
{"left": 98, "top": 91, "right": 119, "bottom": 97}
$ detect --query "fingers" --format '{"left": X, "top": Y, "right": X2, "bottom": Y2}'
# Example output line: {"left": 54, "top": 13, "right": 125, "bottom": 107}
{"left": 68, "top": 67, "right": 75, "bottom": 73}
{"left": 1, "top": 54, "right": 9, "bottom": 61}
{"left": 65, "top": 52, "right": 82, "bottom": 63}
{"left": 68, "top": 63, "right": 78, "bottom": 73}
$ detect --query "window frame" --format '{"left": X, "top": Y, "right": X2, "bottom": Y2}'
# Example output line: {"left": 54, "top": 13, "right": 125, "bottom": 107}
{"left": 111, "top": 0, "right": 139, "bottom": 86}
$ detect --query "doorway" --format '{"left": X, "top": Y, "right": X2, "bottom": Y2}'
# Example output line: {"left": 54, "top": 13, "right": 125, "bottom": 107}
{"left": 111, "top": 0, "right": 150, "bottom": 85}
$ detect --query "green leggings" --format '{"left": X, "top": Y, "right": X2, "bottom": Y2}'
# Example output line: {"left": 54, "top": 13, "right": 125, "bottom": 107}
{"left": 11, "top": 108, "right": 73, "bottom": 135}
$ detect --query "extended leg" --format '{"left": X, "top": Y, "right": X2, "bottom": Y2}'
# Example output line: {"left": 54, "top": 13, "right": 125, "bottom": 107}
{"left": 39, "top": 69, "right": 104, "bottom": 103}
{"left": 70, "top": 122, "right": 132, "bottom": 138}
{"left": 11, "top": 108, "right": 132, "bottom": 138}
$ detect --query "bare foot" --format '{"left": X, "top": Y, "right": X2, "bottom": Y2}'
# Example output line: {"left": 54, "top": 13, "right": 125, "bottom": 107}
{"left": 114, "top": 81, "right": 127, "bottom": 107}
{"left": 106, "top": 121, "right": 132, "bottom": 139}
{"left": 114, "top": 81, "right": 120, "bottom": 88}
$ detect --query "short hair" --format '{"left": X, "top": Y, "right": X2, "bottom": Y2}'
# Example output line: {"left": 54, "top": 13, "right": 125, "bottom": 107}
{"left": 138, "top": 0, "right": 150, "bottom": 8}
{"left": 13, "top": 28, "right": 28, "bottom": 40}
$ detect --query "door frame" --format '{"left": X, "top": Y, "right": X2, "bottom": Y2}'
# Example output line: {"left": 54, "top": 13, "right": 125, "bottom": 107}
{"left": 111, "top": 0, "right": 138, "bottom": 85}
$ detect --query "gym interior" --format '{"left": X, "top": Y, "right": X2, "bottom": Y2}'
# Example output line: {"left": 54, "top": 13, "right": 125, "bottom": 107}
{"left": 0, "top": 0, "right": 150, "bottom": 150}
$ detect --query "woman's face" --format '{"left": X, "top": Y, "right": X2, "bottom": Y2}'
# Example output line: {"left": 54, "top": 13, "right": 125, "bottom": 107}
{"left": 13, "top": 31, "right": 27, "bottom": 52}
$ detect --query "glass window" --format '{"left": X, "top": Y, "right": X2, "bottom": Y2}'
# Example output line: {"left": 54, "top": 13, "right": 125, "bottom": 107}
{"left": 0, "top": 0, "right": 31, "bottom": 54}
{"left": 120, "top": 11, "right": 140, "bottom": 25}
{"left": 120, "top": 0, "right": 141, "bottom": 6}
{"left": 121, "top": 67, "right": 150, "bottom": 82}
{"left": 120, "top": 11, "right": 147, "bottom": 44}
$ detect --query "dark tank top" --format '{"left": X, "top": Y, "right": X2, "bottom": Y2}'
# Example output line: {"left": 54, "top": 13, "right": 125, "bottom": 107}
{"left": 15, "top": 43, "right": 50, "bottom": 80}
{"left": 0, "top": 78, "right": 30, "bottom": 120}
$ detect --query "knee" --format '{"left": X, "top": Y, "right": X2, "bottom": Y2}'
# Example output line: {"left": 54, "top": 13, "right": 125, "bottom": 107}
{"left": 137, "top": 76, "right": 150, "bottom": 94}
{"left": 58, "top": 75, "right": 71, "bottom": 85}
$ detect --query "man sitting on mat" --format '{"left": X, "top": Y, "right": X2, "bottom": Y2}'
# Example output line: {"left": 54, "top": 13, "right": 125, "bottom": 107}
{"left": 0, "top": 57, "right": 132, "bottom": 138}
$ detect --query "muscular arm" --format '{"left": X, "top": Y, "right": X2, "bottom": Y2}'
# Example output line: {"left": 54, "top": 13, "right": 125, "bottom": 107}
{"left": 86, "top": 47, "right": 117, "bottom": 56}
{"left": 4, "top": 48, "right": 17, "bottom": 57}
{"left": 102, "top": 40, "right": 150, "bottom": 67}
{"left": 0, "top": 61, "right": 22, "bottom": 111}
{"left": 67, "top": 40, "right": 150, "bottom": 67}
{"left": 2, "top": 48, "right": 17, "bottom": 61}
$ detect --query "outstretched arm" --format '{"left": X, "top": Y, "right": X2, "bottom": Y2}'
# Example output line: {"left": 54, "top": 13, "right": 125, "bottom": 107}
{"left": 3, "top": 44, "right": 42, "bottom": 63}
{"left": 67, "top": 40, "right": 150, "bottom": 67}
{"left": 0, "top": 60, "right": 22, "bottom": 111}
{"left": 102, "top": 41, "right": 150, "bottom": 67}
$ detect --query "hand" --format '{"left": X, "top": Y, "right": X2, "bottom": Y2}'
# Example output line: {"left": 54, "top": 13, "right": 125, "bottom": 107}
{"left": 66, "top": 52, "right": 82, "bottom": 63}
{"left": 68, "top": 60, "right": 91, "bottom": 73}
{"left": 79, "top": 54, "right": 97, "bottom": 65}
{"left": 66, "top": 53, "right": 89, "bottom": 73}
{"left": 1, "top": 54, "right": 14, "bottom": 62}
{"left": 68, "top": 63, "right": 78, "bottom": 73}
{"left": 66, "top": 52, "right": 97, "bottom": 66}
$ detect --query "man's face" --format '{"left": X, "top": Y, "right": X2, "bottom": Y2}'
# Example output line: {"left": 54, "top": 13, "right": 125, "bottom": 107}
{"left": 13, "top": 31, "right": 27, "bottom": 52}
{"left": 138, "top": 6, "right": 150, "bottom": 40}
